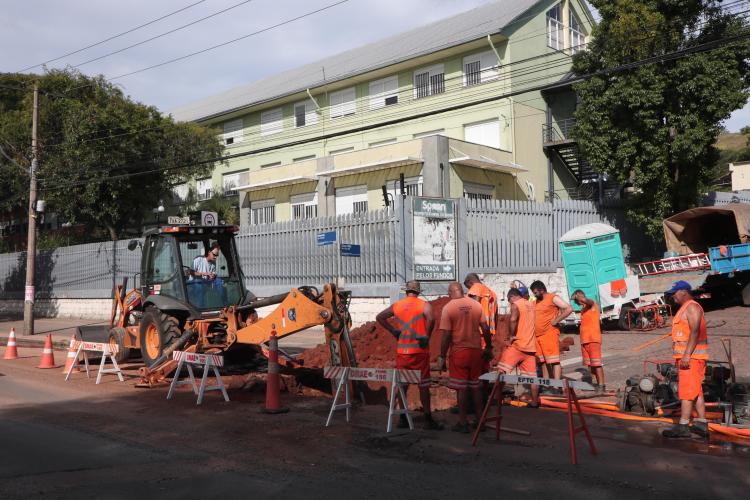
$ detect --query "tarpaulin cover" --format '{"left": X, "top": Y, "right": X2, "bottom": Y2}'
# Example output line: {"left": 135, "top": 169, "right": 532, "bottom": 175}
{"left": 663, "top": 203, "right": 750, "bottom": 254}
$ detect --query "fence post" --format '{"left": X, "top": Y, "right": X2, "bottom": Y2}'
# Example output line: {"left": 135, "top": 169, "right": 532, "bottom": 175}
{"left": 457, "top": 197, "right": 468, "bottom": 281}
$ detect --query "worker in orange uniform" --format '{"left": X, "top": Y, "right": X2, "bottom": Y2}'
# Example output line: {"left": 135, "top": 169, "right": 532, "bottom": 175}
{"left": 376, "top": 280, "right": 443, "bottom": 430}
{"left": 464, "top": 273, "right": 498, "bottom": 341}
{"left": 437, "top": 282, "right": 492, "bottom": 433}
{"left": 496, "top": 288, "right": 540, "bottom": 407}
{"left": 530, "top": 280, "right": 572, "bottom": 380}
{"left": 572, "top": 290, "right": 605, "bottom": 392}
{"left": 662, "top": 281, "right": 710, "bottom": 439}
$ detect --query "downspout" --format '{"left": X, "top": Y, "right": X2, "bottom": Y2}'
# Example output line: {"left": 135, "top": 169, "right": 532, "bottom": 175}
{"left": 306, "top": 88, "right": 321, "bottom": 112}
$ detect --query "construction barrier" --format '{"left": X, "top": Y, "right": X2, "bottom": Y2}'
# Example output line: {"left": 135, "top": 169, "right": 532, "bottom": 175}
{"left": 64, "top": 341, "right": 124, "bottom": 384}
{"left": 475, "top": 372, "right": 597, "bottom": 465}
{"left": 3, "top": 328, "right": 18, "bottom": 360}
{"left": 167, "top": 351, "right": 229, "bottom": 405}
{"left": 324, "top": 366, "right": 421, "bottom": 432}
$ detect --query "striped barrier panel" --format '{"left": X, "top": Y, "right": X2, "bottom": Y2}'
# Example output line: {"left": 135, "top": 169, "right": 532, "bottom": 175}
{"left": 323, "top": 366, "right": 421, "bottom": 432}
{"left": 64, "top": 340, "right": 123, "bottom": 385}
{"left": 167, "top": 350, "right": 228, "bottom": 405}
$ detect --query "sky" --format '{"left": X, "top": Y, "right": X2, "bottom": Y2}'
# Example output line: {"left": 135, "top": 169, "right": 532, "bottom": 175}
{"left": 1, "top": 0, "right": 749, "bottom": 131}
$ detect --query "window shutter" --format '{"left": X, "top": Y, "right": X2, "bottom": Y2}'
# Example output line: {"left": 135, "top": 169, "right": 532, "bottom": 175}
{"left": 261, "top": 108, "right": 283, "bottom": 135}
{"left": 223, "top": 119, "right": 243, "bottom": 145}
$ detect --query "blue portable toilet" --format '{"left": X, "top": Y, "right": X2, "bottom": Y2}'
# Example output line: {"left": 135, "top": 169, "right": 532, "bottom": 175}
{"left": 559, "top": 223, "right": 627, "bottom": 310}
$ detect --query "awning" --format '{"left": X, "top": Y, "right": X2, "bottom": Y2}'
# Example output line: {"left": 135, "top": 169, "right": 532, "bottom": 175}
{"left": 317, "top": 156, "right": 423, "bottom": 178}
{"left": 236, "top": 175, "right": 317, "bottom": 192}
{"left": 450, "top": 155, "right": 527, "bottom": 174}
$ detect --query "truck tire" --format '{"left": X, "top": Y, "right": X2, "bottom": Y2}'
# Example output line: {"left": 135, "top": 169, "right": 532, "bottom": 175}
{"left": 139, "top": 307, "right": 181, "bottom": 367}
{"left": 742, "top": 282, "right": 750, "bottom": 306}
{"left": 108, "top": 327, "right": 130, "bottom": 364}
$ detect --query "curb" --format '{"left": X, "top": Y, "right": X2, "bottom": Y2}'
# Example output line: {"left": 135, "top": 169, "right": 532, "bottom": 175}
{"left": 0, "top": 335, "right": 69, "bottom": 351}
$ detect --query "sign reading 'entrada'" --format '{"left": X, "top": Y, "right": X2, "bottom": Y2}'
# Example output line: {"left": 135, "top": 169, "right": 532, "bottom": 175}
{"left": 412, "top": 198, "right": 456, "bottom": 281}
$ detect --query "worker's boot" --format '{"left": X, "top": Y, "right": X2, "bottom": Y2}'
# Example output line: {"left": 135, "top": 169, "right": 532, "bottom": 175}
{"left": 690, "top": 419, "right": 710, "bottom": 439}
{"left": 397, "top": 415, "right": 410, "bottom": 429}
{"left": 662, "top": 423, "right": 691, "bottom": 438}
{"left": 423, "top": 415, "right": 444, "bottom": 431}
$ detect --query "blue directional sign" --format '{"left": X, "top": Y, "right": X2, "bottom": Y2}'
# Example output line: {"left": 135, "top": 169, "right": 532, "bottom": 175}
{"left": 340, "top": 244, "right": 361, "bottom": 257}
{"left": 316, "top": 231, "right": 337, "bottom": 246}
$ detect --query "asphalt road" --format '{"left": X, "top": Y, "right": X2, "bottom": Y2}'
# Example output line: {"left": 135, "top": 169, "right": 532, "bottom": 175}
{"left": 1, "top": 345, "right": 749, "bottom": 499}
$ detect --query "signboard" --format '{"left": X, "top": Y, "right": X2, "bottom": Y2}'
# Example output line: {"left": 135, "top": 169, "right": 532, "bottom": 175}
{"left": 167, "top": 216, "right": 190, "bottom": 225}
{"left": 323, "top": 366, "right": 421, "bottom": 384}
{"left": 201, "top": 211, "right": 218, "bottom": 226}
{"left": 24, "top": 285, "right": 34, "bottom": 303}
{"left": 317, "top": 230, "right": 337, "bottom": 246}
{"left": 478, "top": 372, "right": 595, "bottom": 391}
{"left": 172, "top": 350, "right": 224, "bottom": 367}
{"left": 412, "top": 198, "right": 456, "bottom": 280}
{"left": 340, "top": 244, "right": 361, "bottom": 257}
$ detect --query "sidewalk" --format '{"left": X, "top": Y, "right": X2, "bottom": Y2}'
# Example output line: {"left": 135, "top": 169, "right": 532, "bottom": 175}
{"left": 0, "top": 318, "right": 108, "bottom": 350}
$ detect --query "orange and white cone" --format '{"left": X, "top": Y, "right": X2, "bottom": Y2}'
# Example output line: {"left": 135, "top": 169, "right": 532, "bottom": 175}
{"left": 37, "top": 334, "right": 56, "bottom": 369}
{"left": 3, "top": 328, "right": 18, "bottom": 360}
{"left": 62, "top": 335, "right": 80, "bottom": 374}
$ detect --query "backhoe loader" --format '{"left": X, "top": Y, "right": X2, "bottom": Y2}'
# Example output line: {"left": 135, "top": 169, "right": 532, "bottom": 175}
{"left": 106, "top": 214, "right": 356, "bottom": 386}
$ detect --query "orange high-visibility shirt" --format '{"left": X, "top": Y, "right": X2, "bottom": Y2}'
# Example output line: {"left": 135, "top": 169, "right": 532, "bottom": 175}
{"left": 512, "top": 298, "right": 536, "bottom": 354}
{"left": 534, "top": 293, "right": 560, "bottom": 337}
{"left": 579, "top": 302, "right": 601, "bottom": 344}
{"left": 393, "top": 296, "right": 429, "bottom": 355}
{"left": 672, "top": 299, "right": 708, "bottom": 360}
{"left": 468, "top": 283, "right": 497, "bottom": 342}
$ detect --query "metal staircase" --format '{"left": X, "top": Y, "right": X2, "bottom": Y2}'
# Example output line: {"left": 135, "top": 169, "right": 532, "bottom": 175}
{"left": 542, "top": 118, "right": 598, "bottom": 184}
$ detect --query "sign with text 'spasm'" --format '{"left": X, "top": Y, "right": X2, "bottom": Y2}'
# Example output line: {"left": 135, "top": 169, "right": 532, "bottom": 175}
{"left": 412, "top": 198, "right": 456, "bottom": 281}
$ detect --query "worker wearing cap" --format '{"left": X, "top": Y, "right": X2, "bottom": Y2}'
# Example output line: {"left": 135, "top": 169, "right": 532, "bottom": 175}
{"left": 437, "top": 282, "right": 492, "bottom": 433}
{"left": 662, "top": 280, "right": 710, "bottom": 439}
{"left": 376, "top": 280, "right": 443, "bottom": 430}
{"left": 572, "top": 290, "right": 605, "bottom": 391}
{"left": 496, "top": 288, "right": 540, "bottom": 407}
{"left": 530, "top": 280, "right": 573, "bottom": 380}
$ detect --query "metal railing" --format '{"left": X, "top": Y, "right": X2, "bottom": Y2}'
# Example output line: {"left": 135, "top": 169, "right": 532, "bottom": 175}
{"left": 542, "top": 117, "right": 577, "bottom": 144}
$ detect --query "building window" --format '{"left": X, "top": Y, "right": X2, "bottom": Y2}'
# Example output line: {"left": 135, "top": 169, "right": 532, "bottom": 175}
{"left": 172, "top": 183, "right": 188, "bottom": 203}
{"left": 329, "top": 146, "right": 355, "bottom": 156}
{"left": 463, "top": 51, "right": 499, "bottom": 87}
{"left": 291, "top": 192, "right": 318, "bottom": 220}
{"left": 369, "top": 76, "right": 399, "bottom": 110}
{"left": 223, "top": 119, "right": 243, "bottom": 145}
{"left": 463, "top": 182, "right": 494, "bottom": 200}
{"left": 464, "top": 119, "right": 501, "bottom": 149}
{"left": 335, "top": 185, "right": 368, "bottom": 215}
{"left": 294, "top": 100, "right": 318, "bottom": 128}
{"left": 547, "top": 4, "right": 563, "bottom": 50}
{"left": 369, "top": 138, "right": 397, "bottom": 147}
{"left": 222, "top": 171, "right": 245, "bottom": 196}
{"left": 196, "top": 178, "right": 212, "bottom": 201}
{"left": 413, "top": 64, "right": 445, "bottom": 99}
{"left": 260, "top": 161, "right": 282, "bottom": 169}
{"left": 251, "top": 199, "right": 275, "bottom": 225}
{"left": 329, "top": 87, "right": 356, "bottom": 118}
{"left": 413, "top": 129, "right": 444, "bottom": 139}
{"left": 292, "top": 154, "right": 316, "bottom": 162}
{"left": 570, "top": 13, "right": 585, "bottom": 54}
{"left": 387, "top": 176, "right": 423, "bottom": 200}
{"left": 260, "top": 108, "right": 283, "bottom": 136}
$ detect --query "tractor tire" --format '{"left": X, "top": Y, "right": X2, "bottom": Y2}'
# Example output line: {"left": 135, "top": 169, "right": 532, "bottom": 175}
{"left": 108, "top": 327, "right": 130, "bottom": 364}
{"left": 139, "top": 307, "right": 181, "bottom": 367}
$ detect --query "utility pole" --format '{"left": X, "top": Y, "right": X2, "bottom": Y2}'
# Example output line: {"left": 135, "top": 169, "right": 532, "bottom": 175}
{"left": 23, "top": 85, "right": 39, "bottom": 336}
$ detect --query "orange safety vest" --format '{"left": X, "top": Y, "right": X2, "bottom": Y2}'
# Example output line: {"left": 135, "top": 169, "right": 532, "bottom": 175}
{"left": 534, "top": 293, "right": 560, "bottom": 337}
{"left": 672, "top": 299, "right": 708, "bottom": 360}
{"left": 468, "top": 283, "right": 497, "bottom": 337}
{"left": 513, "top": 298, "right": 536, "bottom": 353}
{"left": 393, "top": 296, "right": 429, "bottom": 355}
{"left": 579, "top": 302, "right": 601, "bottom": 344}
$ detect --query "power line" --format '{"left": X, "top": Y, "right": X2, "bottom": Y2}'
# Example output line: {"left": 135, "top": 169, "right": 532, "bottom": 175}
{"left": 16, "top": 1, "right": 207, "bottom": 73}
{"left": 72, "top": 0, "right": 256, "bottom": 69}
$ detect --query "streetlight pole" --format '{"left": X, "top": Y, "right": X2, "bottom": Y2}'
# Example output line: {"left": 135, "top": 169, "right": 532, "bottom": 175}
{"left": 23, "top": 85, "right": 39, "bottom": 335}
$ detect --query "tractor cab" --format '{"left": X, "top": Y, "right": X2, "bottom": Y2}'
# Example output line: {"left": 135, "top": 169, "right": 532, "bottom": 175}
{"left": 139, "top": 215, "right": 248, "bottom": 313}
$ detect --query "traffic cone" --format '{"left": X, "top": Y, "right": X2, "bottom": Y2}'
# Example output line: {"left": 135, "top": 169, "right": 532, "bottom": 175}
{"left": 62, "top": 335, "right": 80, "bottom": 374}
{"left": 37, "top": 334, "right": 56, "bottom": 369}
{"left": 261, "top": 331, "right": 289, "bottom": 414}
{"left": 3, "top": 328, "right": 18, "bottom": 360}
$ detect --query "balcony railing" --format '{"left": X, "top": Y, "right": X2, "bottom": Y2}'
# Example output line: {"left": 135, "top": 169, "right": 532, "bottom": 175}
{"left": 542, "top": 117, "right": 577, "bottom": 144}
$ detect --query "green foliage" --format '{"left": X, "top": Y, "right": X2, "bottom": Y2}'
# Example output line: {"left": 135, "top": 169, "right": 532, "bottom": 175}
{"left": 573, "top": 0, "right": 750, "bottom": 237}
{"left": 0, "top": 69, "right": 225, "bottom": 241}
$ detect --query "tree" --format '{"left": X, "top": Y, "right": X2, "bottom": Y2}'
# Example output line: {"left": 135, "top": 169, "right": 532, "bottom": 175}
{"left": 0, "top": 69, "right": 225, "bottom": 241}
{"left": 573, "top": 0, "right": 750, "bottom": 236}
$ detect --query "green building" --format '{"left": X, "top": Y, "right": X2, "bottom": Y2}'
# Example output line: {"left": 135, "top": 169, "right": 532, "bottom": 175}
{"left": 170, "top": 0, "right": 595, "bottom": 226}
